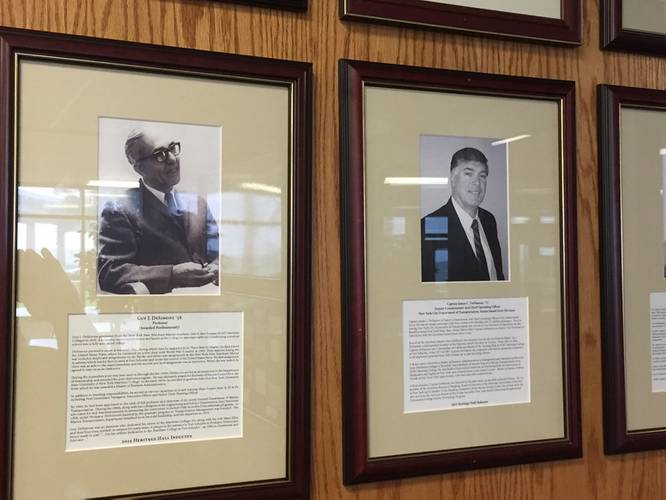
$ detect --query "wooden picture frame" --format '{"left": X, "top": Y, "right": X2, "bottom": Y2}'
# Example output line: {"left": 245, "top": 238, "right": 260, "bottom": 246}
{"left": 599, "top": 84, "right": 666, "bottom": 454}
{"left": 222, "top": 0, "right": 307, "bottom": 11}
{"left": 341, "top": 0, "right": 581, "bottom": 45}
{"left": 601, "top": 0, "right": 666, "bottom": 54}
{"left": 340, "top": 59, "right": 581, "bottom": 484}
{"left": 0, "top": 27, "right": 311, "bottom": 499}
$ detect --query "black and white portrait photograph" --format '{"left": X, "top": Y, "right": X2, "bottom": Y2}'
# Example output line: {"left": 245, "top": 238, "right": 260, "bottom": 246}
{"left": 420, "top": 135, "right": 509, "bottom": 283}
{"left": 97, "top": 118, "right": 221, "bottom": 295}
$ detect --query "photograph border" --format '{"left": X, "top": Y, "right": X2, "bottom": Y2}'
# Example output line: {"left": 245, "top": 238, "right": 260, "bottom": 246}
{"left": 419, "top": 134, "right": 510, "bottom": 284}
{"left": 0, "top": 27, "right": 311, "bottom": 499}
{"left": 341, "top": 0, "right": 581, "bottom": 45}
{"left": 339, "top": 59, "right": 581, "bottom": 484}
{"left": 95, "top": 117, "right": 223, "bottom": 297}
{"left": 598, "top": 84, "right": 666, "bottom": 454}
{"left": 601, "top": 0, "right": 666, "bottom": 55}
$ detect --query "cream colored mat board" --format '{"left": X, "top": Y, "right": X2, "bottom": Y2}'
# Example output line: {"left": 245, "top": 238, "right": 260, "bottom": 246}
{"left": 622, "top": 0, "right": 666, "bottom": 35}
{"left": 13, "top": 58, "right": 290, "bottom": 499}
{"left": 364, "top": 85, "right": 566, "bottom": 457}
{"left": 620, "top": 107, "right": 666, "bottom": 432}
{"left": 424, "top": 0, "right": 560, "bottom": 19}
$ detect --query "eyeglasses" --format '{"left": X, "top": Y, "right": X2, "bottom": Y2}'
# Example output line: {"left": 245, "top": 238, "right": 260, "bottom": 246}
{"left": 137, "top": 142, "right": 181, "bottom": 163}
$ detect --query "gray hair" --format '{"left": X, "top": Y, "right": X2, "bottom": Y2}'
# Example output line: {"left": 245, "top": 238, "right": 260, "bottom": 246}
{"left": 450, "top": 147, "right": 488, "bottom": 172}
{"left": 124, "top": 129, "right": 146, "bottom": 166}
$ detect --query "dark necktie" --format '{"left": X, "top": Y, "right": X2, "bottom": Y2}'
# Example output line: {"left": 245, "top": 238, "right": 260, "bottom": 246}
{"left": 471, "top": 219, "right": 490, "bottom": 280}
{"left": 164, "top": 191, "right": 186, "bottom": 236}
{"left": 164, "top": 191, "right": 179, "bottom": 215}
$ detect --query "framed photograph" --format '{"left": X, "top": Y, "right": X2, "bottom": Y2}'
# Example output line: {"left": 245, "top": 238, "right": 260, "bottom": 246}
{"left": 339, "top": 59, "right": 581, "bottom": 484}
{"left": 599, "top": 84, "right": 666, "bottom": 454}
{"left": 0, "top": 28, "right": 311, "bottom": 499}
{"left": 601, "top": 0, "right": 666, "bottom": 54}
{"left": 341, "top": 0, "right": 581, "bottom": 45}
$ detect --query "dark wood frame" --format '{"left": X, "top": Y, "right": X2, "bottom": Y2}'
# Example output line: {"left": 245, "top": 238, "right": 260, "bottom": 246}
{"left": 598, "top": 84, "right": 666, "bottom": 454}
{"left": 218, "top": 0, "right": 307, "bottom": 11}
{"left": 339, "top": 59, "right": 581, "bottom": 485}
{"left": 341, "top": 0, "right": 581, "bottom": 45}
{"left": 601, "top": 0, "right": 666, "bottom": 54}
{"left": 0, "top": 27, "right": 311, "bottom": 499}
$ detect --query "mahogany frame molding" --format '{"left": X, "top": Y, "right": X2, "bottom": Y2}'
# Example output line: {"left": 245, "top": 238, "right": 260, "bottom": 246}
{"left": 225, "top": 0, "right": 307, "bottom": 11}
{"left": 341, "top": 0, "right": 581, "bottom": 45}
{"left": 601, "top": 0, "right": 666, "bottom": 55}
{"left": 0, "top": 27, "right": 312, "bottom": 499}
{"left": 339, "top": 59, "right": 582, "bottom": 484}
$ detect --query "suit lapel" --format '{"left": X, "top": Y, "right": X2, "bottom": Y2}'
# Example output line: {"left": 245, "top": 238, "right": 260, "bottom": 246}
{"left": 140, "top": 186, "right": 189, "bottom": 248}
{"left": 138, "top": 185, "right": 208, "bottom": 265}
{"left": 445, "top": 200, "right": 477, "bottom": 264}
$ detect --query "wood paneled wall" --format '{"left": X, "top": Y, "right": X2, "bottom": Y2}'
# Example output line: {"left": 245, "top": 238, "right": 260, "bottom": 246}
{"left": 2, "top": 0, "right": 666, "bottom": 498}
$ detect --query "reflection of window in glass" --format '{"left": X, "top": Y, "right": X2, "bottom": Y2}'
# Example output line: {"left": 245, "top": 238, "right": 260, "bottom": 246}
{"left": 519, "top": 243, "right": 529, "bottom": 281}
{"left": 424, "top": 215, "right": 448, "bottom": 239}
{"left": 19, "top": 186, "right": 81, "bottom": 216}
{"left": 204, "top": 192, "right": 222, "bottom": 223}
{"left": 84, "top": 190, "right": 98, "bottom": 218}
{"left": 434, "top": 248, "right": 448, "bottom": 281}
{"left": 222, "top": 224, "right": 247, "bottom": 269}
{"left": 220, "top": 191, "right": 281, "bottom": 278}
{"left": 16, "top": 223, "right": 27, "bottom": 250}
{"left": 252, "top": 227, "right": 281, "bottom": 276}
{"left": 250, "top": 193, "right": 280, "bottom": 223}
{"left": 17, "top": 186, "right": 96, "bottom": 309}
{"left": 64, "top": 231, "right": 81, "bottom": 271}
{"left": 423, "top": 215, "right": 449, "bottom": 281}
{"left": 35, "top": 223, "right": 58, "bottom": 256}
{"left": 384, "top": 217, "right": 406, "bottom": 236}
{"left": 84, "top": 230, "right": 95, "bottom": 252}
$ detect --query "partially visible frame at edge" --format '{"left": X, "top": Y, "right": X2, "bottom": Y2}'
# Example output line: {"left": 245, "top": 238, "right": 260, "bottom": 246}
{"left": 598, "top": 84, "right": 666, "bottom": 454}
{"left": 601, "top": 0, "right": 666, "bottom": 55}
{"left": 341, "top": 0, "right": 581, "bottom": 45}
{"left": 0, "top": 27, "right": 312, "bottom": 500}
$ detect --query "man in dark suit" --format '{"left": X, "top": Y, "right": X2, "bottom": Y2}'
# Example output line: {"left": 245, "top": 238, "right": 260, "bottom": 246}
{"left": 97, "top": 128, "right": 219, "bottom": 294}
{"left": 421, "top": 147, "right": 505, "bottom": 282}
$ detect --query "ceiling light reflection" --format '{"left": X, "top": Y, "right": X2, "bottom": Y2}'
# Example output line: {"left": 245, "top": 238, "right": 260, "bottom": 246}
{"left": 29, "top": 338, "right": 58, "bottom": 350}
{"left": 491, "top": 135, "right": 531, "bottom": 146}
{"left": 88, "top": 180, "right": 140, "bottom": 188}
{"left": 241, "top": 182, "right": 281, "bottom": 194}
{"left": 384, "top": 177, "right": 448, "bottom": 185}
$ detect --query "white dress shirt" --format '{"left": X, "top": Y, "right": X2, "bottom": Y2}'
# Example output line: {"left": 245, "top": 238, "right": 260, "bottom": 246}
{"left": 451, "top": 197, "right": 497, "bottom": 280}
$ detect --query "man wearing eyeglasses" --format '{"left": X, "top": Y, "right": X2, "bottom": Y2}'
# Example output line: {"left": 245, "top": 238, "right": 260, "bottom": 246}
{"left": 97, "top": 128, "right": 219, "bottom": 294}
